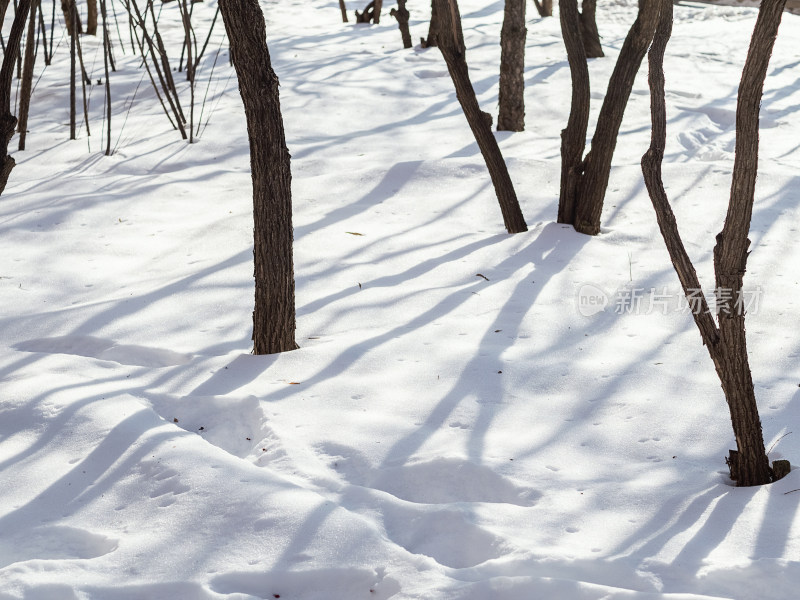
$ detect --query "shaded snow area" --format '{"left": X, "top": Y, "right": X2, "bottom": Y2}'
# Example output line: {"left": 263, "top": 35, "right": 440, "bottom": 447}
{"left": 2, "top": 0, "right": 800, "bottom": 598}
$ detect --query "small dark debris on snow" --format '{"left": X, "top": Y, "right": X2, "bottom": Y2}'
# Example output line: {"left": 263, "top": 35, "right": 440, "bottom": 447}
{"left": 198, "top": 427, "right": 205, "bottom": 431}
{"left": 476, "top": 273, "right": 489, "bottom": 281}
{"left": 173, "top": 418, "right": 178, "bottom": 423}
{"left": 497, "top": 370, "right": 502, "bottom": 374}
{"left": 246, "top": 437, "right": 251, "bottom": 441}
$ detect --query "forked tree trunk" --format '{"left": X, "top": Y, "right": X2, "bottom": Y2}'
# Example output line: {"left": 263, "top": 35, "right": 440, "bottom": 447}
{"left": 579, "top": 0, "right": 604, "bottom": 58}
{"left": 498, "top": 0, "right": 526, "bottom": 132}
{"left": 560, "top": 0, "right": 662, "bottom": 234}
{"left": 0, "top": 0, "right": 31, "bottom": 196}
{"left": 433, "top": 0, "right": 527, "bottom": 233}
{"left": 642, "top": 0, "right": 785, "bottom": 487}
{"left": 218, "top": 0, "right": 298, "bottom": 354}
{"left": 17, "top": 0, "right": 39, "bottom": 151}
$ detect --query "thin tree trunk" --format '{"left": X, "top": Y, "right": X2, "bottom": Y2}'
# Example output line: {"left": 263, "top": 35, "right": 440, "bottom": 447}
{"left": 373, "top": 0, "right": 382, "bottom": 23}
{"left": 178, "top": 0, "right": 194, "bottom": 142}
{"left": 498, "top": 0, "right": 526, "bottom": 132}
{"left": 339, "top": 0, "right": 347, "bottom": 22}
{"left": 0, "top": 0, "right": 31, "bottom": 196}
{"left": 100, "top": 0, "right": 111, "bottom": 155}
{"left": 37, "top": 1, "right": 50, "bottom": 66}
{"left": 557, "top": 0, "right": 589, "bottom": 225}
{"left": 390, "top": 0, "right": 412, "bottom": 49}
{"left": 17, "top": 0, "right": 38, "bottom": 151}
{"left": 433, "top": 0, "right": 527, "bottom": 233}
{"left": 69, "top": 0, "right": 76, "bottom": 139}
{"left": 218, "top": 0, "right": 297, "bottom": 354}
{"left": 571, "top": 0, "right": 662, "bottom": 235}
{"left": 642, "top": 0, "right": 784, "bottom": 487}
{"left": 579, "top": 0, "right": 604, "bottom": 58}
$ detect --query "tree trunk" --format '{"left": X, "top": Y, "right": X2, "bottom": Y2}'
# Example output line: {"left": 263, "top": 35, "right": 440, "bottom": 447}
{"left": 498, "top": 0, "right": 526, "bottom": 132}
{"left": 17, "top": 0, "right": 39, "bottom": 151}
{"left": 100, "top": 0, "right": 111, "bottom": 155}
{"left": 579, "top": 0, "right": 604, "bottom": 58}
{"left": 711, "top": 0, "right": 786, "bottom": 486}
{"left": 433, "top": 0, "right": 527, "bottom": 233}
{"left": 557, "top": 0, "right": 590, "bottom": 225}
{"left": 218, "top": 0, "right": 298, "bottom": 354}
{"left": 0, "top": 0, "right": 31, "bottom": 196}
{"left": 642, "top": 0, "right": 785, "bottom": 487}
{"left": 421, "top": 0, "right": 438, "bottom": 47}
{"left": 568, "top": 0, "right": 662, "bottom": 235}
{"left": 87, "top": 0, "right": 97, "bottom": 34}
{"left": 390, "top": 0, "right": 412, "bottom": 49}
{"left": 339, "top": 0, "right": 348, "bottom": 22}
{"left": 533, "top": 0, "right": 552, "bottom": 18}
{"left": 373, "top": 0, "right": 382, "bottom": 23}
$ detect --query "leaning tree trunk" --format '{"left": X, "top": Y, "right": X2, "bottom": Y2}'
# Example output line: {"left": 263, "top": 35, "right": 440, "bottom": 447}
{"left": 0, "top": 0, "right": 31, "bottom": 196}
{"left": 218, "top": 0, "right": 298, "bottom": 354}
{"left": 642, "top": 0, "right": 785, "bottom": 487}
{"left": 561, "top": 0, "right": 662, "bottom": 235}
{"left": 433, "top": 0, "right": 527, "bottom": 233}
{"left": 498, "top": 0, "right": 526, "bottom": 132}
{"left": 579, "top": 0, "right": 604, "bottom": 58}
{"left": 339, "top": 0, "right": 348, "bottom": 22}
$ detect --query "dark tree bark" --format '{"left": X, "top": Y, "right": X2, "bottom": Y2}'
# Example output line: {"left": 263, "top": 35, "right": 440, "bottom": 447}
{"left": 532, "top": 0, "right": 552, "bottom": 18}
{"left": 70, "top": 0, "right": 76, "bottom": 140}
{"left": 61, "top": 0, "right": 81, "bottom": 34}
{"left": 558, "top": 0, "right": 590, "bottom": 225}
{"left": 642, "top": 0, "right": 786, "bottom": 487}
{"left": 218, "top": 0, "right": 298, "bottom": 354}
{"left": 355, "top": 0, "right": 375, "bottom": 23}
{"left": 433, "top": 0, "right": 527, "bottom": 233}
{"left": 339, "top": 0, "right": 348, "bottom": 22}
{"left": 0, "top": 0, "right": 30, "bottom": 196}
{"left": 712, "top": 0, "right": 787, "bottom": 486}
{"left": 100, "top": 0, "right": 111, "bottom": 155}
{"left": 559, "top": 0, "right": 662, "bottom": 235}
{"left": 579, "top": 0, "right": 604, "bottom": 58}
{"left": 421, "top": 0, "right": 439, "bottom": 47}
{"left": 17, "top": 0, "right": 39, "bottom": 151}
{"left": 373, "top": 0, "right": 382, "bottom": 23}
{"left": 390, "top": 0, "right": 412, "bottom": 49}
{"left": 498, "top": 0, "right": 526, "bottom": 132}
{"left": 87, "top": 0, "right": 98, "bottom": 34}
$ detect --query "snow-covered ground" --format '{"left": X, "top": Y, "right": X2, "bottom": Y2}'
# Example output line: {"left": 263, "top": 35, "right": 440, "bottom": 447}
{"left": 1, "top": 1, "right": 799, "bottom": 598}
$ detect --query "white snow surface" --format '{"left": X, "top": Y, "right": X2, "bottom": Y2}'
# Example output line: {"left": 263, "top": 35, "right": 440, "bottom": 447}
{"left": 1, "top": 0, "right": 800, "bottom": 598}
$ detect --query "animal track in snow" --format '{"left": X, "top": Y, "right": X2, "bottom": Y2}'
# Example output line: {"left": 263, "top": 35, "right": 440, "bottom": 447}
{"left": 15, "top": 336, "right": 192, "bottom": 368}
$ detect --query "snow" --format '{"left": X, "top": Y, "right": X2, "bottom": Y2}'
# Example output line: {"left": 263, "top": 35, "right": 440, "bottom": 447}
{"left": 1, "top": 0, "right": 799, "bottom": 598}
